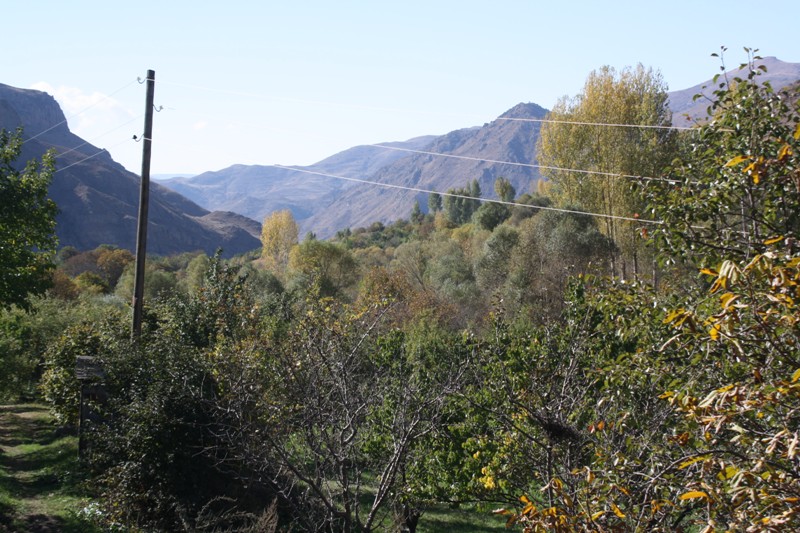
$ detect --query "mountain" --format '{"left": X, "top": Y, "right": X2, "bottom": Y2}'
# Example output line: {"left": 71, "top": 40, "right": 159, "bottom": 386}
{"left": 304, "top": 103, "right": 546, "bottom": 236}
{"left": 161, "top": 57, "right": 800, "bottom": 239}
{"left": 160, "top": 135, "right": 438, "bottom": 228}
{"left": 668, "top": 56, "right": 800, "bottom": 125}
{"left": 0, "top": 83, "right": 261, "bottom": 257}
{"left": 163, "top": 104, "right": 547, "bottom": 238}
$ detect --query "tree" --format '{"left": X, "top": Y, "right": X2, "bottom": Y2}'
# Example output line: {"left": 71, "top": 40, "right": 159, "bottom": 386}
{"left": 0, "top": 128, "right": 58, "bottom": 310}
{"left": 410, "top": 200, "right": 424, "bottom": 223}
{"left": 647, "top": 51, "right": 800, "bottom": 266}
{"left": 537, "top": 65, "right": 676, "bottom": 280}
{"left": 496, "top": 52, "right": 800, "bottom": 532}
{"left": 427, "top": 192, "right": 442, "bottom": 213}
{"left": 288, "top": 239, "right": 358, "bottom": 298}
{"left": 260, "top": 210, "right": 299, "bottom": 277}
{"left": 494, "top": 176, "right": 516, "bottom": 202}
{"left": 443, "top": 180, "right": 482, "bottom": 225}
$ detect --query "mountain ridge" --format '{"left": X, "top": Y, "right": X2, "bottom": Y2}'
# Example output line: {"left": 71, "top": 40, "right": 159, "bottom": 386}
{"left": 0, "top": 83, "right": 261, "bottom": 257}
{"left": 163, "top": 59, "right": 800, "bottom": 239}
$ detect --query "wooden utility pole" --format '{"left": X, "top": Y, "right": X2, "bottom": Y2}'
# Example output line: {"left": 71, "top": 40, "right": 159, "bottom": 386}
{"left": 132, "top": 70, "right": 155, "bottom": 338}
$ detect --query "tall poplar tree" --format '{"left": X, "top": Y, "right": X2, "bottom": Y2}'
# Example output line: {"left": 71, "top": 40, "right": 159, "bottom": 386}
{"left": 537, "top": 65, "right": 676, "bottom": 279}
{"left": 260, "top": 209, "right": 299, "bottom": 277}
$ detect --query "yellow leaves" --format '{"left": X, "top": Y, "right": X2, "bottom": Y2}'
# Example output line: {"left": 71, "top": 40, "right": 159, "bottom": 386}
{"left": 520, "top": 494, "right": 536, "bottom": 515}
{"left": 794, "top": 122, "right": 800, "bottom": 140}
{"left": 679, "top": 455, "right": 710, "bottom": 470}
{"left": 480, "top": 466, "right": 496, "bottom": 490}
{"left": 792, "top": 368, "right": 800, "bottom": 383}
{"left": 717, "top": 465, "right": 738, "bottom": 481}
{"left": 724, "top": 155, "right": 750, "bottom": 167}
{"left": 719, "top": 292, "right": 738, "bottom": 309}
{"left": 763, "top": 236, "right": 785, "bottom": 246}
{"left": 679, "top": 490, "right": 710, "bottom": 501}
{"left": 708, "top": 322, "right": 722, "bottom": 341}
{"left": 709, "top": 260, "right": 740, "bottom": 294}
{"left": 663, "top": 308, "right": 696, "bottom": 330}
{"left": 778, "top": 143, "right": 793, "bottom": 162}
{"left": 743, "top": 156, "right": 765, "bottom": 184}
{"left": 610, "top": 502, "right": 625, "bottom": 518}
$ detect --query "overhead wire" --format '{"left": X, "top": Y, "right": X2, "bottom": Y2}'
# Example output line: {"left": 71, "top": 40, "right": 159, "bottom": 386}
{"left": 157, "top": 78, "right": 704, "bottom": 132}
{"left": 22, "top": 78, "right": 139, "bottom": 145}
{"left": 40, "top": 113, "right": 144, "bottom": 160}
{"left": 367, "top": 144, "right": 683, "bottom": 185}
{"left": 152, "top": 77, "right": 694, "bottom": 187}
{"left": 55, "top": 137, "right": 133, "bottom": 174}
{"left": 19, "top": 75, "right": 697, "bottom": 226}
{"left": 269, "top": 164, "right": 663, "bottom": 226}
{"left": 495, "top": 116, "right": 698, "bottom": 131}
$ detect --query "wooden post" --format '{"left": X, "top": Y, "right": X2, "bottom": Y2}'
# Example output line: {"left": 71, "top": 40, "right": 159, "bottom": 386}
{"left": 132, "top": 70, "right": 155, "bottom": 338}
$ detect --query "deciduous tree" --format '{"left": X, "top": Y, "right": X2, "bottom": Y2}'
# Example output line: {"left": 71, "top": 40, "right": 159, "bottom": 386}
{"left": 537, "top": 65, "right": 675, "bottom": 280}
{"left": 260, "top": 210, "right": 299, "bottom": 277}
{"left": 0, "top": 128, "right": 58, "bottom": 310}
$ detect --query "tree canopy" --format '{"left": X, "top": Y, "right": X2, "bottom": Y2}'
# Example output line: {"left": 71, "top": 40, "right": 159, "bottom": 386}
{"left": 537, "top": 64, "right": 676, "bottom": 280}
{"left": 0, "top": 128, "right": 58, "bottom": 310}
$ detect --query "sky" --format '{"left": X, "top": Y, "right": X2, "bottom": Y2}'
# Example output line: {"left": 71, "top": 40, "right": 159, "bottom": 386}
{"left": 4, "top": 1, "right": 799, "bottom": 176}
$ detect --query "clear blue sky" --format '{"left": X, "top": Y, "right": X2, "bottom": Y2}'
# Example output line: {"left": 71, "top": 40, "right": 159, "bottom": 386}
{"left": 4, "top": 1, "right": 799, "bottom": 175}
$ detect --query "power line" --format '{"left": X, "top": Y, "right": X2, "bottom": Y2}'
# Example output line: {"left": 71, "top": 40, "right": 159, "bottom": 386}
{"left": 40, "top": 113, "right": 143, "bottom": 160}
{"left": 23, "top": 79, "right": 139, "bottom": 145}
{"left": 368, "top": 144, "right": 682, "bottom": 185}
{"left": 496, "top": 116, "right": 697, "bottom": 131}
{"left": 158, "top": 77, "right": 705, "bottom": 134}
{"left": 270, "top": 164, "right": 662, "bottom": 225}
{"left": 54, "top": 137, "right": 132, "bottom": 174}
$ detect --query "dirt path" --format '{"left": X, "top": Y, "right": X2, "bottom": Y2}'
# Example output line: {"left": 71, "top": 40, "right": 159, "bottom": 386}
{"left": 0, "top": 404, "right": 82, "bottom": 533}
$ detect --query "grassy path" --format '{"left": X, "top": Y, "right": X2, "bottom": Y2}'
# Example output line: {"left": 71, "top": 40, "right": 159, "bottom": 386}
{"left": 0, "top": 404, "right": 95, "bottom": 533}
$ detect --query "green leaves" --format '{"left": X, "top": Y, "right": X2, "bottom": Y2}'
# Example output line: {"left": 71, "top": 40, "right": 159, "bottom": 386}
{"left": 0, "top": 128, "right": 58, "bottom": 310}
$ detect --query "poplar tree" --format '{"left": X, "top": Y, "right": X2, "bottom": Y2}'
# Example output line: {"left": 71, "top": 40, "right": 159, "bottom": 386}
{"left": 260, "top": 209, "right": 299, "bottom": 277}
{"left": 537, "top": 65, "right": 676, "bottom": 279}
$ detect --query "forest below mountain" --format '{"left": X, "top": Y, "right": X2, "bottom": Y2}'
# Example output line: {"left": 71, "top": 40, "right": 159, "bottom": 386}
{"left": 1, "top": 52, "right": 800, "bottom": 532}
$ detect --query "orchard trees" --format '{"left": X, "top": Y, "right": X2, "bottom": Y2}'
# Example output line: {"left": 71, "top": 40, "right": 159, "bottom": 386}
{"left": 0, "top": 128, "right": 58, "bottom": 310}
{"left": 648, "top": 53, "right": 800, "bottom": 265}
{"left": 496, "top": 52, "right": 800, "bottom": 532}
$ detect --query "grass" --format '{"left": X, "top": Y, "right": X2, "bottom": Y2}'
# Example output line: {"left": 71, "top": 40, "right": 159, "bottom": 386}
{"left": 417, "top": 502, "right": 508, "bottom": 532}
{"left": 0, "top": 403, "right": 100, "bottom": 532}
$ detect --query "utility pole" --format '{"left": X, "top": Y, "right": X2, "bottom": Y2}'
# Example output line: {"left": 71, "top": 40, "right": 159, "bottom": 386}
{"left": 132, "top": 70, "right": 155, "bottom": 338}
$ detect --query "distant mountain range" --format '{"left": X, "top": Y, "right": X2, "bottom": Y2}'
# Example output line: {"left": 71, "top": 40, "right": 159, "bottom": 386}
{"left": 2, "top": 57, "right": 798, "bottom": 254}
{"left": 161, "top": 102, "right": 547, "bottom": 238}
{"left": 161, "top": 57, "right": 800, "bottom": 239}
{"left": 0, "top": 83, "right": 261, "bottom": 257}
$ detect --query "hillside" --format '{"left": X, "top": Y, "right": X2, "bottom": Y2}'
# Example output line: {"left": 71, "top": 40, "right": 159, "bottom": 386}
{"left": 160, "top": 58, "right": 800, "bottom": 240}
{"left": 164, "top": 103, "right": 547, "bottom": 239}
{"left": 0, "top": 83, "right": 261, "bottom": 257}
{"left": 303, "top": 103, "right": 547, "bottom": 237}
{"left": 160, "top": 135, "right": 438, "bottom": 228}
